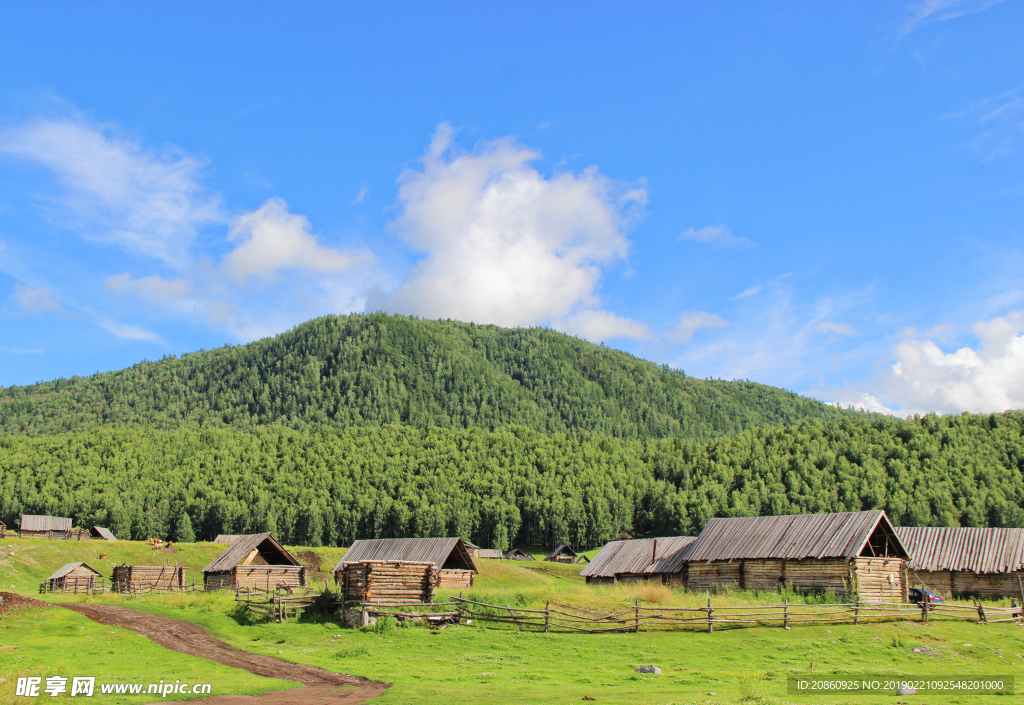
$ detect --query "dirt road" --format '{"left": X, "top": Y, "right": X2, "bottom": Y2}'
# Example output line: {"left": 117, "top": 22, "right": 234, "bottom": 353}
{"left": 64, "top": 604, "right": 388, "bottom": 705}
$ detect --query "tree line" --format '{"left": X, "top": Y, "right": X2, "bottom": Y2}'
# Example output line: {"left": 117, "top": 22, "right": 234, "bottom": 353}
{"left": 1, "top": 411, "right": 1021, "bottom": 550}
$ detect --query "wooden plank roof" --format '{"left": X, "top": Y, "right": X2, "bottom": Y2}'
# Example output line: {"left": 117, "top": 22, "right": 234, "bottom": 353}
{"left": 202, "top": 533, "right": 300, "bottom": 573}
{"left": 20, "top": 515, "right": 72, "bottom": 532}
{"left": 685, "top": 510, "right": 908, "bottom": 562}
{"left": 477, "top": 549, "right": 505, "bottom": 559}
{"left": 91, "top": 527, "right": 117, "bottom": 541}
{"left": 333, "top": 537, "right": 476, "bottom": 573}
{"left": 213, "top": 535, "right": 244, "bottom": 544}
{"left": 47, "top": 562, "right": 102, "bottom": 580}
{"left": 504, "top": 548, "right": 534, "bottom": 560}
{"left": 897, "top": 526, "right": 1024, "bottom": 574}
{"left": 580, "top": 536, "right": 697, "bottom": 578}
{"left": 544, "top": 545, "right": 579, "bottom": 561}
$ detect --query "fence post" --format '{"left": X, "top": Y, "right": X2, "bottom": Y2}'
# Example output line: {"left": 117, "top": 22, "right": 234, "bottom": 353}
{"left": 783, "top": 599, "right": 789, "bottom": 629}
{"left": 634, "top": 599, "right": 640, "bottom": 633}
{"left": 707, "top": 598, "right": 713, "bottom": 634}
{"left": 922, "top": 598, "right": 929, "bottom": 625}
{"left": 853, "top": 600, "right": 859, "bottom": 626}
{"left": 361, "top": 606, "right": 369, "bottom": 627}
{"left": 545, "top": 600, "right": 550, "bottom": 633}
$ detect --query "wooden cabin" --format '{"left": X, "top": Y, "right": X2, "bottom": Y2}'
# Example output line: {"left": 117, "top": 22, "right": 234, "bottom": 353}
{"left": 20, "top": 515, "right": 73, "bottom": 540}
{"left": 897, "top": 526, "right": 1024, "bottom": 599}
{"left": 544, "top": 545, "right": 586, "bottom": 564}
{"left": 684, "top": 511, "right": 910, "bottom": 603}
{"left": 477, "top": 549, "right": 505, "bottom": 559}
{"left": 42, "top": 562, "right": 103, "bottom": 593}
{"left": 111, "top": 565, "right": 187, "bottom": 592}
{"left": 91, "top": 527, "right": 117, "bottom": 541}
{"left": 333, "top": 537, "right": 477, "bottom": 589}
{"left": 504, "top": 548, "right": 534, "bottom": 560}
{"left": 338, "top": 561, "right": 438, "bottom": 604}
{"left": 581, "top": 536, "right": 696, "bottom": 585}
{"left": 201, "top": 533, "right": 306, "bottom": 591}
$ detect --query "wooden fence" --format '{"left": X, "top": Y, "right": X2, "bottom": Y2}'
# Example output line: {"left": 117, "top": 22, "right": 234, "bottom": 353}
{"left": 110, "top": 579, "right": 200, "bottom": 597}
{"left": 348, "top": 596, "right": 1023, "bottom": 633}
{"left": 235, "top": 586, "right": 324, "bottom": 622}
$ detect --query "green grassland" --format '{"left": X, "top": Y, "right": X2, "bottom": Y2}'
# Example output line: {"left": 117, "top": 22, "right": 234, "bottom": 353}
{"left": 2, "top": 539, "right": 1024, "bottom": 704}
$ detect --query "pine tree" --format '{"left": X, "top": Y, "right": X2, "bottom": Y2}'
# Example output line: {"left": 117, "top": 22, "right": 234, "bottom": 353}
{"left": 176, "top": 512, "right": 196, "bottom": 543}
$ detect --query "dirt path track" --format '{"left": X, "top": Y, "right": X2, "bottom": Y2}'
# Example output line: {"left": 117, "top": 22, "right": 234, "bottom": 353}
{"left": 64, "top": 604, "right": 388, "bottom": 705}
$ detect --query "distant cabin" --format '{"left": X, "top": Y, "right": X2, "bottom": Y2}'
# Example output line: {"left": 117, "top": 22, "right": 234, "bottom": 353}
{"left": 20, "top": 515, "right": 73, "bottom": 540}
{"left": 504, "top": 548, "right": 534, "bottom": 560}
{"left": 477, "top": 549, "right": 505, "bottom": 559}
{"left": 333, "top": 537, "right": 477, "bottom": 589}
{"left": 213, "top": 535, "right": 244, "bottom": 544}
{"left": 544, "top": 545, "right": 589, "bottom": 564}
{"left": 684, "top": 510, "right": 909, "bottom": 603}
{"left": 898, "top": 526, "right": 1024, "bottom": 599}
{"left": 581, "top": 536, "right": 697, "bottom": 585}
{"left": 42, "top": 562, "right": 103, "bottom": 593}
{"left": 91, "top": 527, "right": 117, "bottom": 541}
{"left": 0, "top": 520, "right": 5, "bottom": 539}
{"left": 202, "top": 533, "right": 306, "bottom": 591}
{"left": 111, "top": 565, "right": 187, "bottom": 592}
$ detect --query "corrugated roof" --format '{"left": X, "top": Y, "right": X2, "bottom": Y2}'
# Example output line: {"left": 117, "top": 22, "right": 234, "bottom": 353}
{"left": 213, "top": 535, "right": 244, "bottom": 544}
{"left": 20, "top": 515, "right": 72, "bottom": 532}
{"left": 580, "top": 536, "right": 697, "bottom": 578}
{"left": 47, "top": 562, "right": 102, "bottom": 580}
{"left": 91, "top": 527, "right": 117, "bottom": 541}
{"left": 685, "top": 511, "right": 908, "bottom": 562}
{"left": 332, "top": 538, "right": 477, "bottom": 573}
{"left": 897, "top": 526, "right": 1024, "bottom": 574}
{"left": 202, "top": 533, "right": 300, "bottom": 573}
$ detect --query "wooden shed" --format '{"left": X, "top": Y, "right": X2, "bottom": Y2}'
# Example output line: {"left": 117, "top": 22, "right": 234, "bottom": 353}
{"left": 333, "top": 537, "right": 477, "bottom": 589}
{"left": 581, "top": 536, "right": 697, "bottom": 585}
{"left": 897, "top": 526, "right": 1024, "bottom": 599}
{"left": 42, "top": 562, "right": 103, "bottom": 593}
{"left": 477, "top": 549, "right": 505, "bottom": 559}
{"left": 20, "top": 515, "right": 73, "bottom": 540}
{"left": 201, "top": 533, "right": 306, "bottom": 592}
{"left": 91, "top": 527, "right": 117, "bottom": 541}
{"left": 504, "top": 548, "right": 534, "bottom": 560}
{"left": 339, "top": 561, "right": 438, "bottom": 604}
{"left": 111, "top": 565, "right": 187, "bottom": 592}
{"left": 544, "top": 545, "right": 588, "bottom": 564}
{"left": 684, "top": 510, "right": 910, "bottom": 603}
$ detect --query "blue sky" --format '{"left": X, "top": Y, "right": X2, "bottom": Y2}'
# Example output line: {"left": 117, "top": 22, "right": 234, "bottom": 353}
{"left": 1, "top": 1, "right": 1022, "bottom": 415}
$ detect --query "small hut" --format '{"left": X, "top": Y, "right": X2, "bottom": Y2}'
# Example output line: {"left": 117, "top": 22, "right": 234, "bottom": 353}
{"left": 544, "top": 545, "right": 589, "bottom": 564}
{"left": 333, "top": 537, "right": 477, "bottom": 589}
{"left": 42, "top": 562, "right": 103, "bottom": 593}
{"left": 339, "top": 561, "right": 438, "bottom": 604}
{"left": 201, "top": 533, "right": 306, "bottom": 591}
{"left": 91, "top": 527, "right": 117, "bottom": 541}
{"left": 462, "top": 540, "right": 482, "bottom": 557}
{"left": 111, "top": 565, "right": 187, "bottom": 592}
{"left": 897, "top": 526, "right": 1024, "bottom": 599}
{"left": 505, "top": 548, "right": 534, "bottom": 560}
{"left": 213, "top": 534, "right": 244, "bottom": 544}
{"left": 20, "top": 515, "right": 73, "bottom": 540}
{"left": 684, "top": 510, "right": 910, "bottom": 603}
{"left": 581, "top": 536, "right": 697, "bottom": 585}
{"left": 477, "top": 549, "right": 505, "bottom": 559}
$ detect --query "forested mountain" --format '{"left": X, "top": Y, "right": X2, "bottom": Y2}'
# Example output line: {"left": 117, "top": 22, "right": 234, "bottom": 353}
{"left": 0, "top": 313, "right": 848, "bottom": 439}
{"left": 3, "top": 412, "right": 1022, "bottom": 548}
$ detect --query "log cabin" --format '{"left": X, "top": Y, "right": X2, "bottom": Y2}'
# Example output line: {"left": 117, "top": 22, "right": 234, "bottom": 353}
{"left": 580, "top": 536, "right": 697, "bottom": 585}
{"left": 20, "top": 515, "right": 73, "bottom": 540}
{"left": 337, "top": 561, "right": 438, "bottom": 604}
{"left": 111, "top": 565, "right": 187, "bottom": 592}
{"left": 333, "top": 537, "right": 477, "bottom": 589}
{"left": 42, "top": 562, "right": 103, "bottom": 593}
{"left": 91, "top": 527, "right": 117, "bottom": 541}
{"left": 504, "top": 548, "right": 534, "bottom": 560}
{"left": 202, "top": 533, "right": 306, "bottom": 591}
{"left": 897, "top": 526, "right": 1024, "bottom": 600}
{"left": 684, "top": 510, "right": 909, "bottom": 603}
{"left": 544, "top": 545, "right": 588, "bottom": 564}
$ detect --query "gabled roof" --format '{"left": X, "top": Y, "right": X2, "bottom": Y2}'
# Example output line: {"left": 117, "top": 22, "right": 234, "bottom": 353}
{"left": 897, "top": 526, "right": 1024, "bottom": 574}
{"left": 504, "top": 548, "right": 534, "bottom": 560}
{"left": 21, "top": 515, "right": 72, "bottom": 532}
{"left": 91, "top": 527, "right": 117, "bottom": 541}
{"left": 580, "top": 536, "right": 697, "bottom": 578}
{"left": 544, "top": 545, "right": 579, "bottom": 561}
{"left": 333, "top": 537, "right": 476, "bottom": 573}
{"left": 202, "top": 533, "right": 300, "bottom": 573}
{"left": 47, "top": 562, "right": 102, "bottom": 580}
{"left": 478, "top": 549, "right": 505, "bottom": 559}
{"left": 685, "top": 510, "right": 909, "bottom": 562}
{"left": 213, "top": 534, "right": 244, "bottom": 544}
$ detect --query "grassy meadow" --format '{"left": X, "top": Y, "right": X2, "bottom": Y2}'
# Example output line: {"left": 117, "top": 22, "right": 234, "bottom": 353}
{"left": 2, "top": 537, "right": 1023, "bottom": 704}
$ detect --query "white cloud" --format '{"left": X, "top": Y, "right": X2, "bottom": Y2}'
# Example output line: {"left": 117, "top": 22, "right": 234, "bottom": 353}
{"left": 558, "top": 310, "right": 652, "bottom": 342}
{"left": 10, "top": 284, "right": 64, "bottom": 313}
{"left": 815, "top": 321, "right": 858, "bottom": 336}
{"left": 0, "top": 118, "right": 224, "bottom": 265}
{"left": 352, "top": 186, "right": 369, "bottom": 204}
{"left": 380, "top": 123, "right": 645, "bottom": 328}
{"left": 95, "top": 319, "right": 161, "bottom": 342}
{"left": 900, "top": 0, "right": 1005, "bottom": 36}
{"left": 729, "top": 285, "right": 763, "bottom": 300}
{"left": 223, "top": 197, "right": 372, "bottom": 283}
{"left": 105, "top": 273, "right": 191, "bottom": 303}
{"left": 669, "top": 311, "right": 729, "bottom": 343}
{"left": 829, "top": 391, "right": 898, "bottom": 415}
{"left": 679, "top": 225, "right": 752, "bottom": 248}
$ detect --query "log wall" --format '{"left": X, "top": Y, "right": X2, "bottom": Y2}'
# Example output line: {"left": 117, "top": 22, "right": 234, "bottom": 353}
{"left": 852, "top": 558, "right": 905, "bottom": 604}
{"left": 438, "top": 568, "right": 474, "bottom": 589}
{"left": 911, "top": 570, "right": 1024, "bottom": 599}
{"left": 687, "top": 561, "right": 741, "bottom": 591}
{"left": 204, "top": 571, "right": 235, "bottom": 591}
{"left": 111, "top": 565, "right": 187, "bottom": 592}
{"left": 235, "top": 566, "right": 306, "bottom": 590}
{"left": 339, "top": 561, "right": 438, "bottom": 604}
{"left": 21, "top": 530, "right": 71, "bottom": 540}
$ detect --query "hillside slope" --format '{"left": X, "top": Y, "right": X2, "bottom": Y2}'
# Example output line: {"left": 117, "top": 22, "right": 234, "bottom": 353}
{"left": 0, "top": 313, "right": 849, "bottom": 439}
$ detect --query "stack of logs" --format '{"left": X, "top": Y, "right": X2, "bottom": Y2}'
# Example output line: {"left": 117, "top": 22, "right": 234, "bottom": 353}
{"left": 342, "top": 560, "right": 438, "bottom": 604}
